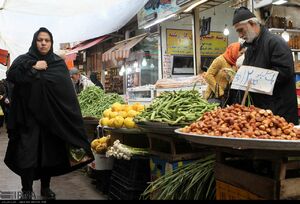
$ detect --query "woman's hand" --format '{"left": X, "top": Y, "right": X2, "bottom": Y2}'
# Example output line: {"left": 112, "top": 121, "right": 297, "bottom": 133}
{"left": 33, "top": 60, "right": 48, "bottom": 70}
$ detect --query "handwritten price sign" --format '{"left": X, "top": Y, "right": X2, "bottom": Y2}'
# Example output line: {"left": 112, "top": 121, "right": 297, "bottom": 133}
{"left": 231, "top": 66, "right": 279, "bottom": 95}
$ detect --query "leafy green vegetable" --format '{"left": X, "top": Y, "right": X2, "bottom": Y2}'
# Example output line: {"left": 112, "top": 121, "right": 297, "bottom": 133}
{"left": 140, "top": 154, "right": 216, "bottom": 200}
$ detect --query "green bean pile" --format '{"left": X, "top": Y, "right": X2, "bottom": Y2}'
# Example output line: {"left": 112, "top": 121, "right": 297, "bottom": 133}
{"left": 135, "top": 90, "right": 218, "bottom": 126}
{"left": 78, "top": 86, "right": 124, "bottom": 118}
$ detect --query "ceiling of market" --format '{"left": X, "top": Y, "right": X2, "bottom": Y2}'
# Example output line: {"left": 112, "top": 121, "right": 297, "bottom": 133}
{"left": 0, "top": 0, "right": 148, "bottom": 62}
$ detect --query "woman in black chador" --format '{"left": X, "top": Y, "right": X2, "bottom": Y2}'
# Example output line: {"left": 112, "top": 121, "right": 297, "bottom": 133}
{"left": 4, "top": 27, "right": 94, "bottom": 200}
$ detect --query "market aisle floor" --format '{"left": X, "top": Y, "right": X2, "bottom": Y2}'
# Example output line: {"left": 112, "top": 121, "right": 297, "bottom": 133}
{"left": 0, "top": 127, "right": 107, "bottom": 200}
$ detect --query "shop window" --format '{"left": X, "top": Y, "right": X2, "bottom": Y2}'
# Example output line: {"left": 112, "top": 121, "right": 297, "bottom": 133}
{"left": 172, "top": 56, "right": 194, "bottom": 75}
{"left": 135, "top": 35, "right": 159, "bottom": 86}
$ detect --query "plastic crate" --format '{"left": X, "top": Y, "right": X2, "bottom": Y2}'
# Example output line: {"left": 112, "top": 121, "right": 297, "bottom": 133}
{"left": 108, "top": 177, "right": 145, "bottom": 200}
{"left": 112, "top": 157, "right": 150, "bottom": 182}
{"left": 94, "top": 170, "right": 112, "bottom": 194}
{"left": 216, "top": 180, "right": 264, "bottom": 200}
{"left": 110, "top": 171, "right": 148, "bottom": 190}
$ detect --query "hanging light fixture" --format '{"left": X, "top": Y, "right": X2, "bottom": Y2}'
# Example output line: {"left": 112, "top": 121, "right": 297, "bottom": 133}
{"left": 127, "top": 67, "right": 132, "bottom": 74}
{"left": 272, "top": 0, "right": 287, "bottom": 5}
{"left": 142, "top": 58, "right": 147, "bottom": 66}
{"left": 281, "top": 30, "right": 290, "bottom": 42}
{"left": 223, "top": 24, "right": 229, "bottom": 36}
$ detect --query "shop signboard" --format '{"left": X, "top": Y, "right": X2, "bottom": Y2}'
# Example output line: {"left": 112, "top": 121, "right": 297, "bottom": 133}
{"left": 166, "top": 29, "right": 193, "bottom": 55}
{"left": 231, "top": 65, "right": 279, "bottom": 95}
{"left": 138, "top": 0, "right": 181, "bottom": 29}
{"left": 200, "top": 32, "right": 228, "bottom": 57}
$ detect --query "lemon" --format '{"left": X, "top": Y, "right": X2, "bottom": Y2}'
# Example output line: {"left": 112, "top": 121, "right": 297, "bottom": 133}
{"left": 91, "top": 139, "right": 101, "bottom": 150}
{"left": 124, "top": 117, "right": 135, "bottom": 129}
{"left": 100, "top": 117, "right": 110, "bottom": 127}
{"left": 124, "top": 105, "right": 133, "bottom": 113}
{"left": 136, "top": 104, "right": 145, "bottom": 112}
{"left": 109, "top": 111, "right": 118, "bottom": 119}
{"left": 108, "top": 118, "right": 115, "bottom": 127}
{"left": 113, "top": 116, "right": 124, "bottom": 128}
{"left": 118, "top": 111, "right": 127, "bottom": 118}
{"left": 111, "top": 102, "right": 122, "bottom": 112}
{"left": 127, "top": 110, "right": 138, "bottom": 118}
{"left": 99, "top": 136, "right": 109, "bottom": 143}
{"left": 103, "top": 109, "right": 112, "bottom": 118}
{"left": 132, "top": 102, "right": 141, "bottom": 111}
{"left": 121, "top": 104, "right": 128, "bottom": 111}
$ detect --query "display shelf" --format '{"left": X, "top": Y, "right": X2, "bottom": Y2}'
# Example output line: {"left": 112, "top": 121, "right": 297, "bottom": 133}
{"left": 292, "top": 49, "right": 300, "bottom": 52}
{"left": 127, "top": 85, "right": 156, "bottom": 105}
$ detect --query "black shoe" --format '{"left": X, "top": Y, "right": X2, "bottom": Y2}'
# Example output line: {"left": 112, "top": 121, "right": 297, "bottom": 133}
{"left": 19, "top": 191, "right": 35, "bottom": 200}
{"left": 40, "top": 188, "right": 56, "bottom": 200}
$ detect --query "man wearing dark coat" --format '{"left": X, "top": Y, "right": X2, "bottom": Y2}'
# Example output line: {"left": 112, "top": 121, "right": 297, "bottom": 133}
{"left": 232, "top": 7, "right": 298, "bottom": 125}
{"left": 4, "top": 27, "right": 94, "bottom": 200}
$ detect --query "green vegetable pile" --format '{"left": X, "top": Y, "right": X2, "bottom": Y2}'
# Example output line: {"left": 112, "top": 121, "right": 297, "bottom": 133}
{"left": 140, "top": 154, "right": 216, "bottom": 200}
{"left": 78, "top": 86, "right": 124, "bottom": 118}
{"left": 135, "top": 89, "right": 218, "bottom": 126}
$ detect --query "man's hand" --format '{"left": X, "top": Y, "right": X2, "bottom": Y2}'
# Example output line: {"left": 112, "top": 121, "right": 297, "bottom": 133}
{"left": 33, "top": 60, "right": 47, "bottom": 70}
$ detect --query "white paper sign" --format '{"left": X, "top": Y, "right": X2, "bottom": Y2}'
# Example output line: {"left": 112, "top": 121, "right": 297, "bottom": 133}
{"left": 163, "top": 54, "right": 173, "bottom": 79}
{"left": 231, "top": 65, "right": 279, "bottom": 95}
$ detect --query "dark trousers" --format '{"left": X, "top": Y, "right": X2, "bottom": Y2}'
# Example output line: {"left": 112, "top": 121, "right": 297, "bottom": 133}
{"left": 21, "top": 168, "right": 51, "bottom": 192}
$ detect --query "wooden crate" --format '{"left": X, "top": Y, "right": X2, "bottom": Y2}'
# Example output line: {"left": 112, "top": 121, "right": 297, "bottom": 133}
{"left": 83, "top": 118, "right": 99, "bottom": 142}
{"left": 216, "top": 180, "right": 264, "bottom": 200}
{"left": 147, "top": 132, "right": 212, "bottom": 162}
{"left": 108, "top": 131, "right": 149, "bottom": 148}
{"left": 215, "top": 148, "right": 300, "bottom": 200}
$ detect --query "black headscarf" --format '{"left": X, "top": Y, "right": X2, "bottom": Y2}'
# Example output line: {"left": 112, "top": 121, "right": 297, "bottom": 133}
{"left": 90, "top": 72, "right": 104, "bottom": 89}
{"left": 28, "top": 27, "right": 54, "bottom": 60}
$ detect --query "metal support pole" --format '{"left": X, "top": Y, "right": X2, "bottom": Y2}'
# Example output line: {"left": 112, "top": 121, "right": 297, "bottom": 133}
{"left": 192, "top": 6, "right": 202, "bottom": 75}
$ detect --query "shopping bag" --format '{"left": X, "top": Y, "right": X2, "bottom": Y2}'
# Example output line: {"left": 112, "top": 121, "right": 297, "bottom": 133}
{"left": 68, "top": 145, "right": 92, "bottom": 167}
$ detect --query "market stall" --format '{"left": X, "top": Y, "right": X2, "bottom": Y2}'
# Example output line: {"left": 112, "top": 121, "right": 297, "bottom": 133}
{"left": 176, "top": 104, "right": 300, "bottom": 200}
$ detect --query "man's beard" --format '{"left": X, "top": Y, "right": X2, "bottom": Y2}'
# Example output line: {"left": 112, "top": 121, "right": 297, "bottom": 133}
{"left": 245, "top": 27, "right": 257, "bottom": 43}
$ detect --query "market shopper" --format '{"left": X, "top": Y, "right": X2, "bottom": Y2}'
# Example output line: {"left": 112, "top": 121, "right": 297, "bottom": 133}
{"left": 0, "top": 79, "right": 10, "bottom": 127}
{"left": 232, "top": 7, "right": 298, "bottom": 124}
{"left": 90, "top": 72, "right": 104, "bottom": 90}
{"left": 70, "top": 67, "right": 83, "bottom": 94}
{"left": 70, "top": 67, "right": 94, "bottom": 94}
{"left": 4, "top": 27, "right": 94, "bottom": 200}
{"left": 204, "top": 42, "right": 245, "bottom": 106}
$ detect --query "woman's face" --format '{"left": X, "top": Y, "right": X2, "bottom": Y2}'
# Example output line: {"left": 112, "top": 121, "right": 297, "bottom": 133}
{"left": 36, "top": 32, "right": 52, "bottom": 55}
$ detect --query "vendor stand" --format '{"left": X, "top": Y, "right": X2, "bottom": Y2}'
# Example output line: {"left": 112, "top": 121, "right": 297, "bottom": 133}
{"left": 175, "top": 104, "right": 300, "bottom": 200}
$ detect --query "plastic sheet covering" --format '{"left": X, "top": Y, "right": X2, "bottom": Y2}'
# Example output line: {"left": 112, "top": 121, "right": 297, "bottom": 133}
{"left": 0, "top": 0, "right": 148, "bottom": 61}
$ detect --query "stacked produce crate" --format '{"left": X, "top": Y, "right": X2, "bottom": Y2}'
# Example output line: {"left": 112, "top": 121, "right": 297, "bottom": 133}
{"left": 109, "top": 157, "right": 150, "bottom": 200}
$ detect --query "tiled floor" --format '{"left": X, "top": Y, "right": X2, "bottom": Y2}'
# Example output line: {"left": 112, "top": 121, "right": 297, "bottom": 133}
{"left": 0, "top": 127, "right": 107, "bottom": 200}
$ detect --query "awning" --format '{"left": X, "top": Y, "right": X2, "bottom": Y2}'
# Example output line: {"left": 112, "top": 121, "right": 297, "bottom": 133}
{"left": 0, "top": 49, "right": 9, "bottom": 66}
{"left": 102, "top": 33, "right": 147, "bottom": 62}
{"left": 66, "top": 35, "right": 108, "bottom": 55}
